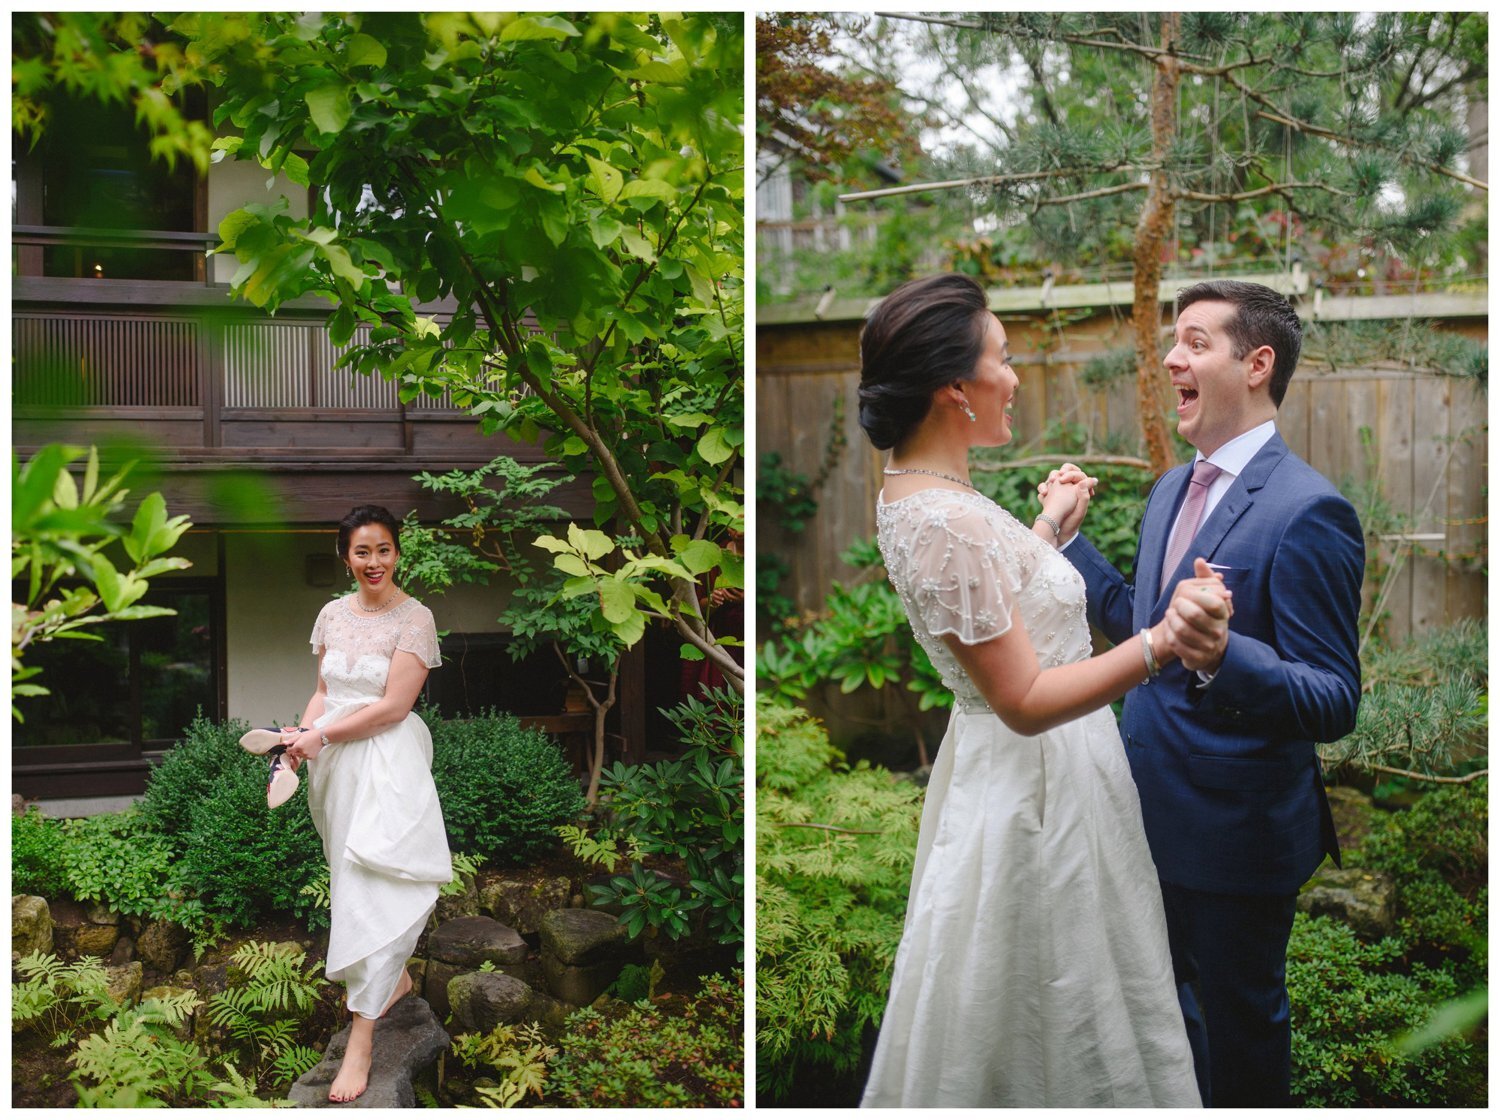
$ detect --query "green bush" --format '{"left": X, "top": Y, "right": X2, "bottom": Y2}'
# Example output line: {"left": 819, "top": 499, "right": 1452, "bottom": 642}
{"left": 137, "top": 714, "right": 251, "bottom": 835}
{"left": 755, "top": 702, "right": 924, "bottom": 1101}
{"left": 1288, "top": 914, "right": 1482, "bottom": 1107}
{"left": 175, "top": 754, "right": 329, "bottom": 931}
{"left": 429, "top": 708, "right": 584, "bottom": 863}
{"left": 13, "top": 806, "right": 68, "bottom": 897}
{"left": 1357, "top": 778, "right": 1488, "bottom": 987}
{"left": 546, "top": 973, "right": 744, "bottom": 1107}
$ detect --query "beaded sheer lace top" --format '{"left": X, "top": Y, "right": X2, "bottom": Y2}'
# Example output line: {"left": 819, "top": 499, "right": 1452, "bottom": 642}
{"left": 876, "top": 488, "right": 1090, "bottom": 713}
{"left": 309, "top": 596, "right": 441, "bottom": 701}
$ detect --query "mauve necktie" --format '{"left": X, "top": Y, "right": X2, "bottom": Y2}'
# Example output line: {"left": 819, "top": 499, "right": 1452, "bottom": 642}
{"left": 1160, "top": 460, "right": 1224, "bottom": 596}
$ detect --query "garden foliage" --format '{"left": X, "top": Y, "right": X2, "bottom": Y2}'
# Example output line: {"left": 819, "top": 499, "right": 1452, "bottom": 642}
{"left": 564, "top": 688, "right": 744, "bottom": 952}
{"left": 755, "top": 702, "right": 924, "bottom": 1100}
{"left": 1287, "top": 916, "right": 1481, "bottom": 1107}
{"left": 428, "top": 707, "right": 584, "bottom": 863}
{"left": 11, "top": 444, "right": 192, "bottom": 720}
{"left": 545, "top": 972, "right": 744, "bottom": 1107}
{"left": 13, "top": 806, "right": 68, "bottom": 897}
{"left": 139, "top": 716, "right": 328, "bottom": 932}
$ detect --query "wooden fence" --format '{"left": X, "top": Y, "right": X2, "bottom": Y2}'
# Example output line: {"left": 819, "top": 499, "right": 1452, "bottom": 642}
{"left": 757, "top": 307, "right": 1487, "bottom": 740}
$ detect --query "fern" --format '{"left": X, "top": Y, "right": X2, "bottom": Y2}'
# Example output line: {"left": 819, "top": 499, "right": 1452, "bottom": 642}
{"left": 229, "top": 940, "right": 327, "bottom": 1013}
{"left": 269, "top": 1044, "right": 322, "bottom": 1088}
{"left": 210, "top": 1060, "right": 279, "bottom": 1107}
{"left": 452, "top": 1021, "right": 558, "bottom": 1107}
{"left": 298, "top": 869, "right": 332, "bottom": 911}
{"left": 440, "top": 850, "right": 483, "bottom": 897}
{"left": 556, "top": 823, "right": 642, "bottom": 872}
{"left": 70, "top": 1003, "right": 216, "bottom": 1107}
{"left": 12, "top": 953, "right": 121, "bottom": 1042}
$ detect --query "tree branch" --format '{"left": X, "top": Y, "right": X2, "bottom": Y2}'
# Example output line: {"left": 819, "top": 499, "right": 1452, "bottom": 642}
{"left": 1360, "top": 762, "right": 1488, "bottom": 785}
{"left": 1034, "top": 181, "right": 1149, "bottom": 207}
{"left": 1247, "top": 108, "right": 1487, "bottom": 191}
{"left": 841, "top": 164, "right": 1149, "bottom": 202}
{"left": 773, "top": 822, "right": 884, "bottom": 835}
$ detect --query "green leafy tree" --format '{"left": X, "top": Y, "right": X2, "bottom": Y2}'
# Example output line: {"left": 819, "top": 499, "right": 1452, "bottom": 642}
{"left": 12, "top": 445, "right": 192, "bottom": 720}
{"left": 179, "top": 12, "right": 744, "bottom": 688}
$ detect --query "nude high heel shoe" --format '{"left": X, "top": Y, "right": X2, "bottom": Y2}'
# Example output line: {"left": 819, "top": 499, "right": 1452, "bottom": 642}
{"left": 266, "top": 748, "right": 301, "bottom": 809}
{"left": 241, "top": 726, "right": 308, "bottom": 755}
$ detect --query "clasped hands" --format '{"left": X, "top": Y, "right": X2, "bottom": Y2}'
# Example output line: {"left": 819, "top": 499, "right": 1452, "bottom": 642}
{"left": 1039, "top": 462, "right": 1232, "bottom": 674}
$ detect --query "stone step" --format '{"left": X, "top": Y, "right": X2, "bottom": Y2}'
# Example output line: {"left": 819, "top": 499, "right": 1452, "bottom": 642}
{"left": 288, "top": 995, "right": 448, "bottom": 1108}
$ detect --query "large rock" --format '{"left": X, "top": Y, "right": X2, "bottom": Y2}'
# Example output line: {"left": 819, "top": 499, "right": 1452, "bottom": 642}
{"left": 428, "top": 917, "right": 529, "bottom": 969}
{"left": 542, "top": 954, "right": 623, "bottom": 1006}
{"left": 75, "top": 922, "right": 121, "bottom": 958}
{"left": 423, "top": 959, "right": 463, "bottom": 1023}
{"left": 435, "top": 876, "right": 482, "bottom": 923}
{"left": 13, "top": 895, "right": 53, "bottom": 959}
{"left": 1325, "top": 786, "right": 1381, "bottom": 851}
{"left": 288, "top": 995, "right": 449, "bottom": 1108}
{"left": 106, "top": 961, "right": 143, "bottom": 1007}
{"left": 1299, "top": 868, "right": 1398, "bottom": 940}
{"left": 136, "top": 919, "right": 190, "bottom": 974}
{"left": 538, "top": 908, "right": 628, "bottom": 966}
{"left": 480, "top": 876, "right": 572, "bottom": 936}
{"left": 109, "top": 936, "right": 135, "bottom": 967}
{"left": 447, "top": 971, "right": 533, "bottom": 1034}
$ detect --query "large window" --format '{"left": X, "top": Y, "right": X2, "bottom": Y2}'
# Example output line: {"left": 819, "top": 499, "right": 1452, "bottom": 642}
{"left": 13, "top": 88, "right": 205, "bottom": 282}
{"left": 13, "top": 580, "right": 223, "bottom": 752}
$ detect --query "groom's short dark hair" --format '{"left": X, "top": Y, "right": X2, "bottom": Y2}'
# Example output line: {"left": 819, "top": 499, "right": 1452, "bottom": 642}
{"left": 1176, "top": 280, "right": 1302, "bottom": 406}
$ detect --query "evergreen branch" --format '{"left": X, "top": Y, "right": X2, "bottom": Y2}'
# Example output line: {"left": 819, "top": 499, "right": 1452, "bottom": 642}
{"left": 1363, "top": 763, "right": 1488, "bottom": 785}
{"left": 1034, "top": 181, "right": 1150, "bottom": 207}
{"left": 1176, "top": 181, "right": 1354, "bottom": 203}
{"left": 841, "top": 165, "right": 1150, "bottom": 202}
{"left": 1244, "top": 108, "right": 1487, "bottom": 191}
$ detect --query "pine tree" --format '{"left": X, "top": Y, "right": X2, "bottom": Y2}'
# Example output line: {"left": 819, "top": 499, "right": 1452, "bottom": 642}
{"left": 823, "top": 12, "right": 1487, "bottom": 472}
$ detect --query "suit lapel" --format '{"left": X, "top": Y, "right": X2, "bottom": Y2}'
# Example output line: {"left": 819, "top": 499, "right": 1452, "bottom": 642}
{"left": 1139, "top": 465, "right": 1192, "bottom": 627}
{"left": 1147, "top": 434, "right": 1290, "bottom": 618}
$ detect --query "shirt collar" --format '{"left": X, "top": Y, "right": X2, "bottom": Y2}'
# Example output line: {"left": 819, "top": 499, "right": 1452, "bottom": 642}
{"left": 1195, "top": 419, "right": 1276, "bottom": 478}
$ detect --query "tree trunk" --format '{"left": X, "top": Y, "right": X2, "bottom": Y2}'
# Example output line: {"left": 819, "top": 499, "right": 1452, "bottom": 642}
{"left": 1132, "top": 12, "right": 1181, "bottom": 477}
{"left": 554, "top": 643, "right": 619, "bottom": 809}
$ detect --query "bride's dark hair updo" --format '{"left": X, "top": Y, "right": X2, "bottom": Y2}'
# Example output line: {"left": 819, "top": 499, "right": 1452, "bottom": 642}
{"left": 336, "top": 504, "right": 402, "bottom": 560}
{"left": 857, "top": 273, "right": 991, "bottom": 451}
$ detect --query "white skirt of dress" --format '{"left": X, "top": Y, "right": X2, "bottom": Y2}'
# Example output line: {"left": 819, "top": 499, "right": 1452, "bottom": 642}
{"left": 307, "top": 704, "right": 452, "bottom": 1018}
{"left": 860, "top": 706, "right": 1200, "bottom": 1108}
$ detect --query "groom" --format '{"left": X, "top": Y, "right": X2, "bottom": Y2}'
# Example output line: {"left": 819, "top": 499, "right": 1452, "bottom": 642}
{"left": 1054, "top": 280, "right": 1364, "bottom": 1106}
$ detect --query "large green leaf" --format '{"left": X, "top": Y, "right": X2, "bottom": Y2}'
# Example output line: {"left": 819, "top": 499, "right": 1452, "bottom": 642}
{"left": 305, "top": 84, "right": 352, "bottom": 134}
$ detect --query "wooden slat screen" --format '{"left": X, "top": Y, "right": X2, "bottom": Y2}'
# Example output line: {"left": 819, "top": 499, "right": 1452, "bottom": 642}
{"left": 13, "top": 314, "right": 200, "bottom": 407}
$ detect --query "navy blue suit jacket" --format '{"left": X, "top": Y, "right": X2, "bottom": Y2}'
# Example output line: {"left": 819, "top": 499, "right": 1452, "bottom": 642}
{"left": 1064, "top": 433, "right": 1363, "bottom": 895}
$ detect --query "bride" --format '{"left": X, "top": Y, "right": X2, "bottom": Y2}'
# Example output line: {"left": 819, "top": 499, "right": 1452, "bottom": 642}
{"left": 856, "top": 274, "right": 1227, "bottom": 1107}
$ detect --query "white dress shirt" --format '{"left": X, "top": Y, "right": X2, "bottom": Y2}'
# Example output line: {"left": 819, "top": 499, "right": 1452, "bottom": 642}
{"left": 1165, "top": 419, "right": 1278, "bottom": 544}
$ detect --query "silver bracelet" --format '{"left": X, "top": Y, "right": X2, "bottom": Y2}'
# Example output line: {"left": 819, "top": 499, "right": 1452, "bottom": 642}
{"left": 1139, "top": 628, "right": 1161, "bottom": 679}
{"left": 1035, "top": 513, "right": 1062, "bottom": 542}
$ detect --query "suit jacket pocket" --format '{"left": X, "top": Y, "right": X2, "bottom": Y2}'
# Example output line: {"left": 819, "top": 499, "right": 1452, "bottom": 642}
{"left": 1188, "top": 752, "right": 1301, "bottom": 791}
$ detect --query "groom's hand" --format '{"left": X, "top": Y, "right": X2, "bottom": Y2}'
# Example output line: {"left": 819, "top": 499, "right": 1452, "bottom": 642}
{"left": 1165, "top": 558, "right": 1232, "bottom": 672}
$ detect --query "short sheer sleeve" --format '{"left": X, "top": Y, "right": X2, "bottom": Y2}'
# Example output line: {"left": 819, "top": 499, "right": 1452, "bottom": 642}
{"left": 309, "top": 601, "right": 334, "bottom": 656}
{"left": 903, "top": 500, "right": 1020, "bottom": 645}
{"left": 395, "top": 603, "right": 442, "bottom": 668}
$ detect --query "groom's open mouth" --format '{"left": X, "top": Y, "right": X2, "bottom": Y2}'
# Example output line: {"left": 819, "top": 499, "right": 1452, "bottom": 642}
{"left": 1175, "top": 386, "right": 1199, "bottom": 412}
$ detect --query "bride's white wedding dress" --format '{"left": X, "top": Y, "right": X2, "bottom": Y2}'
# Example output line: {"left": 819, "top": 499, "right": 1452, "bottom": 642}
{"left": 861, "top": 488, "right": 1200, "bottom": 1108}
{"left": 306, "top": 596, "right": 452, "bottom": 1018}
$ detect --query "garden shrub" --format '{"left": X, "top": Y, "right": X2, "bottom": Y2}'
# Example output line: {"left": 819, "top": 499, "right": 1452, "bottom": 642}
{"left": 175, "top": 752, "right": 329, "bottom": 931}
{"left": 137, "top": 714, "right": 250, "bottom": 835}
{"left": 546, "top": 972, "right": 744, "bottom": 1107}
{"left": 1356, "top": 778, "right": 1487, "bottom": 986}
{"left": 1288, "top": 914, "right": 1482, "bottom": 1107}
{"left": 755, "top": 702, "right": 924, "bottom": 1101}
{"left": 13, "top": 806, "right": 68, "bottom": 897}
{"left": 569, "top": 688, "right": 744, "bottom": 952}
{"left": 429, "top": 707, "right": 584, "bottom": 863}
{"left": 58, "top": 809, "right": 182, "bottom": 920}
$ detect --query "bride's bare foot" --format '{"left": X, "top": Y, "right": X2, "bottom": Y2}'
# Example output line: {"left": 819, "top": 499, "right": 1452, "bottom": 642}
{"left": 379, "top": 969, "right": 413, "bottom": 1018}
{"left": 329, "top": 1016, "right": 374, "bottom": 1103}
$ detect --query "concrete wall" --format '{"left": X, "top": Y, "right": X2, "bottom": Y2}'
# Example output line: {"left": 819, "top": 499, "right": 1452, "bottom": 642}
{"left": 221, "top": 532, "right": 516, "bottom": 725}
